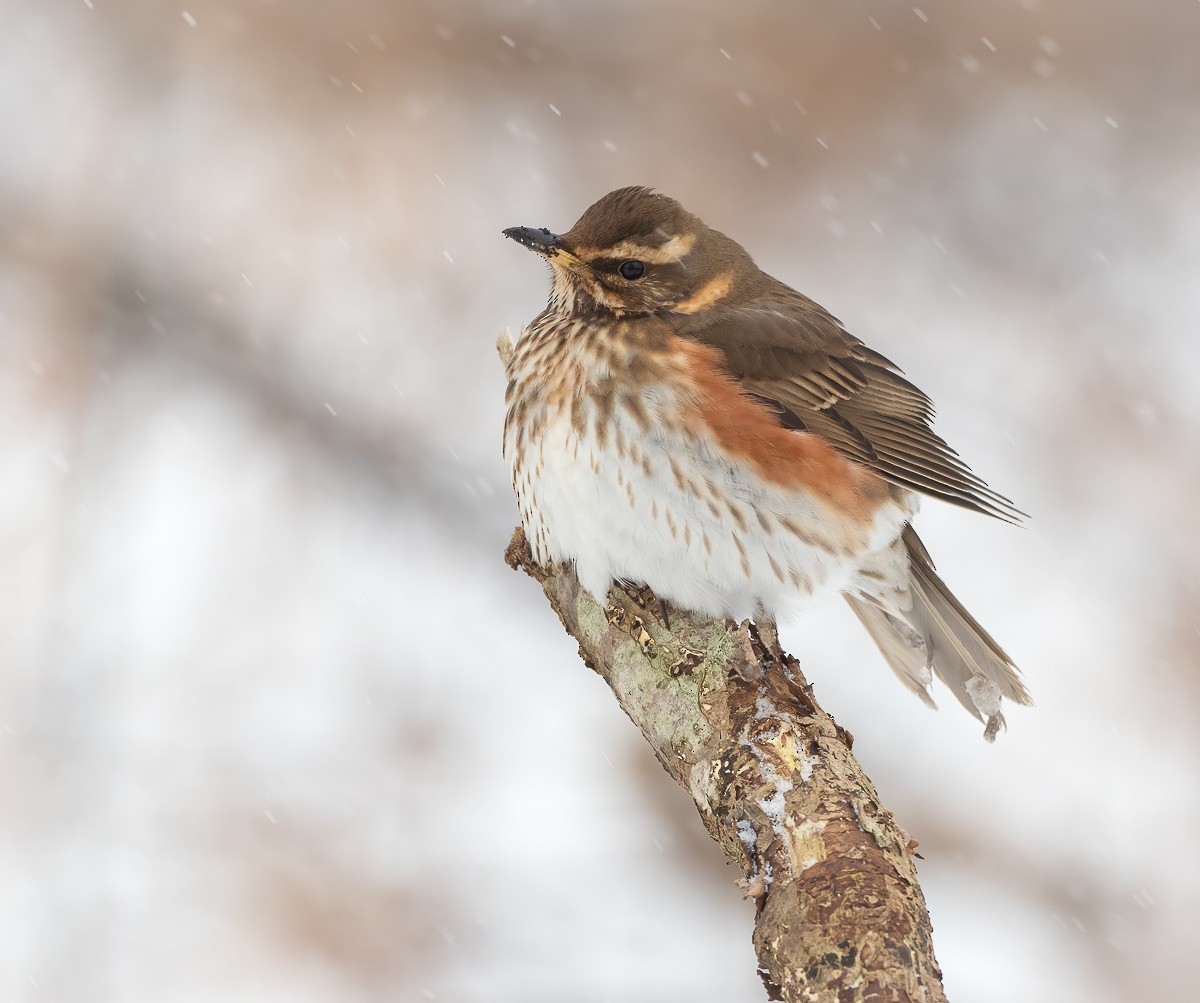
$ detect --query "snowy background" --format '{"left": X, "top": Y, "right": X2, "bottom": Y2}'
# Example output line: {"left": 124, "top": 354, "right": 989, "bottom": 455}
{"left": 3, "top": 2, "right": 1198, "bottom": 1001}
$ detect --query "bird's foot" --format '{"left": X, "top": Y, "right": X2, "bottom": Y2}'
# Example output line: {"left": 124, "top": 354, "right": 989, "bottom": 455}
{"left": 616, "top": 579, "right": 672, "bottom": 632}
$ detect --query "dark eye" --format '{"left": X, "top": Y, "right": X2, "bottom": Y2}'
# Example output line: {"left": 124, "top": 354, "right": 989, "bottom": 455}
{"left": 618, "top": 260, "right": 646, "bottom": 280}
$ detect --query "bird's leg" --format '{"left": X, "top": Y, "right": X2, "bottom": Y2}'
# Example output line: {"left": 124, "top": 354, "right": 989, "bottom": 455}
{"left": 656, "top": 595, "right": 672, "bottom": 632}
{"left": 615, "top": 578, "right": 642, "bottom": 606}
{"left": 605, "top": 580, "right": 653, "bottom": 655}
{"left": 615, "top": 579, "right": 672, "bottom": 632}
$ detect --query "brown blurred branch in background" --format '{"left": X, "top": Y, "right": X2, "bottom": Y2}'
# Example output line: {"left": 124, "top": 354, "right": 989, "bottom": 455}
{"left": 505, "top": 526, "right": 947, "bottom": 1003}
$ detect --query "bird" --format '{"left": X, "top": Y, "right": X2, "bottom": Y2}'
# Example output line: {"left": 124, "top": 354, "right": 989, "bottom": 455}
{"left": 502, "top": 186, "right": 1029, "bottom": 740}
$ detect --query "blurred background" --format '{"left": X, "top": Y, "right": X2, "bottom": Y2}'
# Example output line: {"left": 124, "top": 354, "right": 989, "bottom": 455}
{"left": 3, "top": 1, "right": 1198, "bottom": 1000}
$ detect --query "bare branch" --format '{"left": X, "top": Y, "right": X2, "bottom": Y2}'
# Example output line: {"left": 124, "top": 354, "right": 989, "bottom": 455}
{"left": 505, "top": 527, "right": 948, "bottom": 1002}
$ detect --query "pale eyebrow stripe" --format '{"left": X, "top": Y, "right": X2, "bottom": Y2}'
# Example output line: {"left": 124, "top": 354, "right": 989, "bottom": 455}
{"left": 576, "top": 232, "right": 696, "bottom": 265}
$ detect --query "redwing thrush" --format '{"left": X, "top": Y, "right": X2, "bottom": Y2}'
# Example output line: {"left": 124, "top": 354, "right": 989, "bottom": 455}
{"left": 502, "top": 186, "right": 1030, "bottom": 740}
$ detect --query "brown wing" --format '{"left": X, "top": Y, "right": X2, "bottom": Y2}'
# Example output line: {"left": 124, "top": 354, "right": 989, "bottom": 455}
{"left": 671, "top": 279, "right": 1025, "bottom": 522}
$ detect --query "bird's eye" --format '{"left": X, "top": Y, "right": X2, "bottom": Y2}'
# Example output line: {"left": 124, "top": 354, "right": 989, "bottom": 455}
{"left": 618, "top": 260, "right": 646, "bottom": 280}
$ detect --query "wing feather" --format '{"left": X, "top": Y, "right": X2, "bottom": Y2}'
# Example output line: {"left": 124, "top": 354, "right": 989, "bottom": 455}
{"left": 669, "top": 279, "right": 1024, "bottom": 521}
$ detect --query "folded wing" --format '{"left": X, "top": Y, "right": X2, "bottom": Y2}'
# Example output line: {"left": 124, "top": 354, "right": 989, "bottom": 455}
{"left": 673, "top": 280, "right": 1025, "bottom": 522}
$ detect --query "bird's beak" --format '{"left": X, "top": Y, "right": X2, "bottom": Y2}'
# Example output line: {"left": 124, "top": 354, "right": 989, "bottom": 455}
{"left": 503, "top": 225, "right": 561, "bottom": 252}
{"left": 503, "top": 225, "right": 586, "bottom": 270}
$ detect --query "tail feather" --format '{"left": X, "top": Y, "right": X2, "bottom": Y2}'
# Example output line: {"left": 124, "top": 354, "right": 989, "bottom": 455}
{"left": 847, "top": 524, "right": 1031, "bottom": 742}
{"left": 845, "top": 598, "right": 937, "bottom": 708}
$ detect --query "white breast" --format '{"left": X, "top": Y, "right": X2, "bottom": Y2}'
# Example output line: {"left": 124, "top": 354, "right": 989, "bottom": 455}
{"left": 506, "top": 359, "right": 913, "bottom": 621}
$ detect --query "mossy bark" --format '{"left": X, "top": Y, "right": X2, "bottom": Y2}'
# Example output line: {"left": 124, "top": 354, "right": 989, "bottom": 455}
{"left": 506, "top": 526, "right": 948, "bottom": 1003}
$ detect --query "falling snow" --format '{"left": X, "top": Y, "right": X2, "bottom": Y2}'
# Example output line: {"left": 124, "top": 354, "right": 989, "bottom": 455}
{"left": 2, "top": 4, "right": 1197, "bottom": 1002}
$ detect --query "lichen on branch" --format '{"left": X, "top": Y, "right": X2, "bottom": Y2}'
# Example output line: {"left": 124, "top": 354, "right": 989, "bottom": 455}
{"left": 505, "top": 526, "right": 948, "bottom": 1003}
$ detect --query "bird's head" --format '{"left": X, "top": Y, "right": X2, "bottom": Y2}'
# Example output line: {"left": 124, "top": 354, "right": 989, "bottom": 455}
{"left": 504, "top": 186, "right": 758, "bottom": 315}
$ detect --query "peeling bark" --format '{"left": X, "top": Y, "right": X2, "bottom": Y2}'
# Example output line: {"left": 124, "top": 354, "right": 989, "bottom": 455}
{"left": 505, "top": 526, "right": 948, "bottom": 1002}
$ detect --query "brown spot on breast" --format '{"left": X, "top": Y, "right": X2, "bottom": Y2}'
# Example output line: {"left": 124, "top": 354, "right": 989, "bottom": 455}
{"left": 619, "top": 391, "right": 651, "bottom": 433}
{"left": 733, "top": 534, "right": 752, "bottom": 578}
{"left": 669, "top": 337, "right": 889, "bottom": 521}
{"left": 592, "top": 414, "right": 609, "bottom": 449}
{"left": 614, "top": 426, "right": 628, "bottom": 461}
{"left": 592, "top": 375, "right": 617, "bottom": 429}
{"left": 569, "top": 396, "right": 586, "bottom": 436}
{"left": 779, "top": 514, "right": 820, "bottom": 548}
{"left": 668, "top": 456, "right": 688, "bottom": 492}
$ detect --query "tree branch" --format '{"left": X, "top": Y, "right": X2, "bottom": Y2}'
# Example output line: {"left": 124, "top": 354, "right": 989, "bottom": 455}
{"left": 505, "top": 526, "right": 948, "bottom": 1002}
